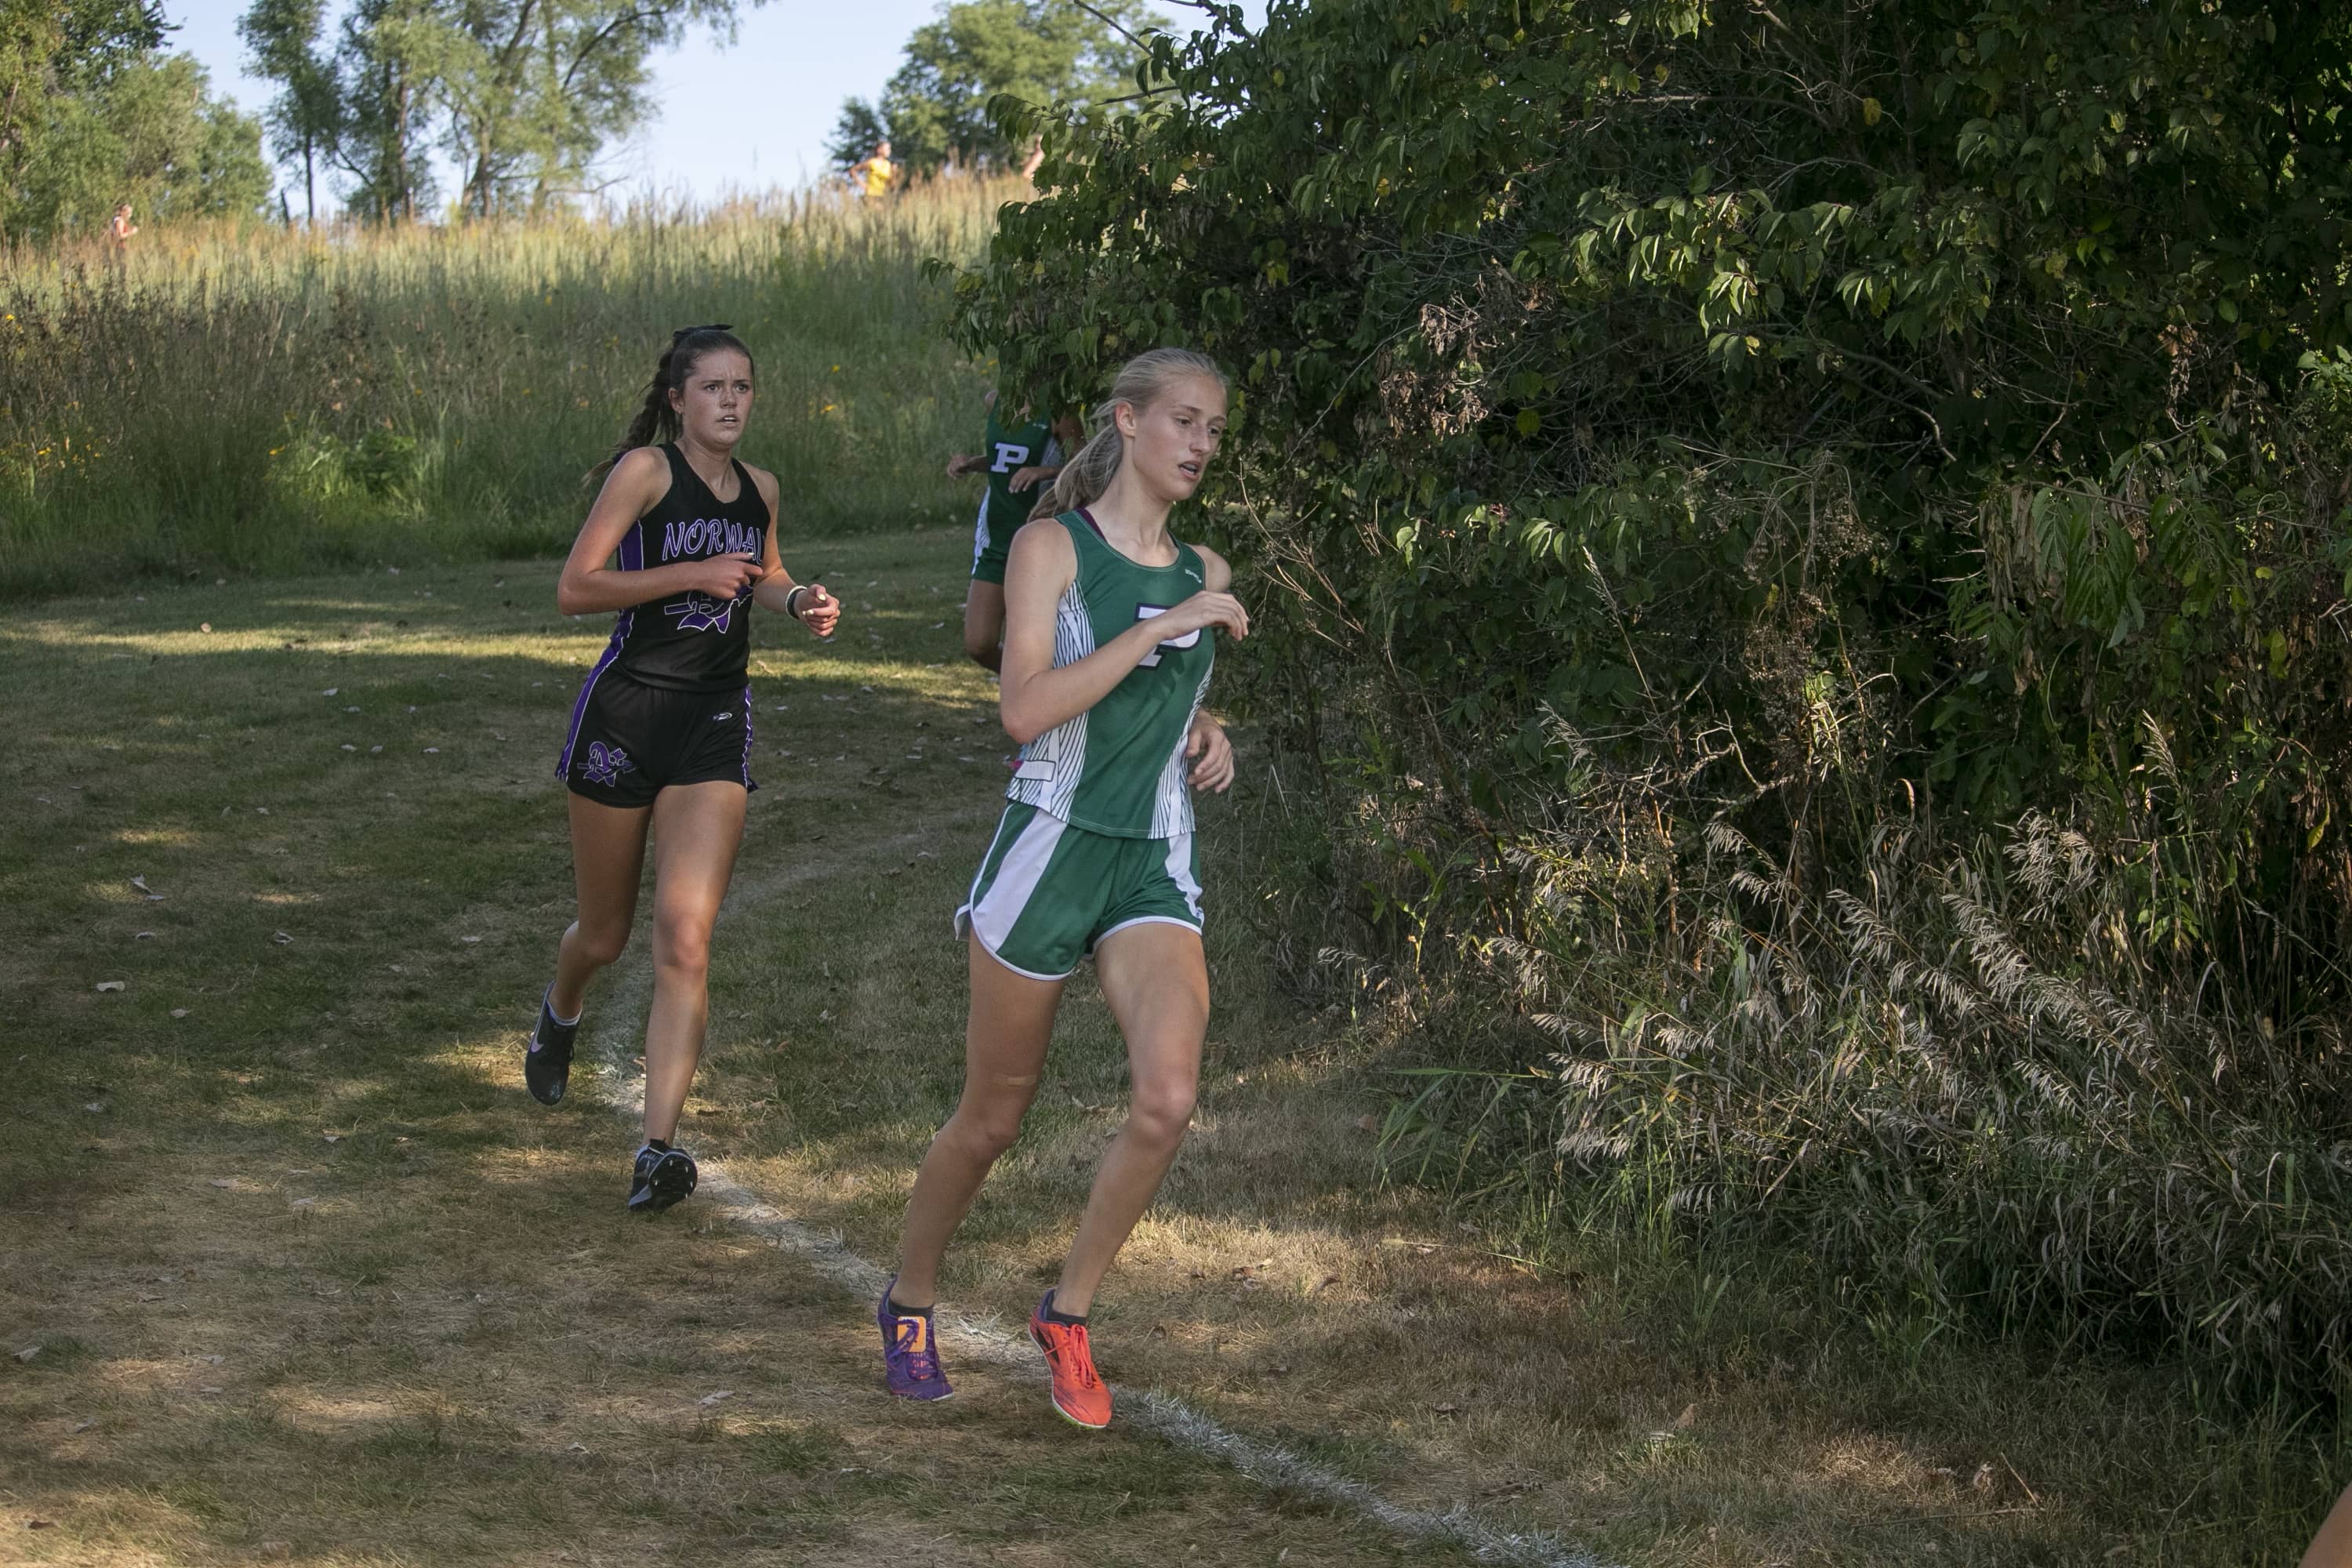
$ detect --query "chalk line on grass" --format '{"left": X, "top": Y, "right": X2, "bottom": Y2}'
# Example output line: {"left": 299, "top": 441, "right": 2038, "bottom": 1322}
{"left": 573, "top": 841, "right": 1616, "bottom": 1568}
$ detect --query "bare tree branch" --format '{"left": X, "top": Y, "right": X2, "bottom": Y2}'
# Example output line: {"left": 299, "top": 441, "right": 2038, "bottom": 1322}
{"left": 1093, "top": 85, "right": 1181, "bottom": 107}
{"left": 1065, "top": 0, "right": 1153, "bottom": 53}
{"left": 563, "top": 7, "right": 666, "bottom": 93}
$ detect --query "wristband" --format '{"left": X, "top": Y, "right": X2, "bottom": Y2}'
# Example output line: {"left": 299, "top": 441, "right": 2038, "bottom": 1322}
{"left": 785, "top": 585, "right": 808, "bottom": 620}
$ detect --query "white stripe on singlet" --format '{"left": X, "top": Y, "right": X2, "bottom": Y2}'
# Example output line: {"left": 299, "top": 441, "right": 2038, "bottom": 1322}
{"left": 1011, "top": 577, "right": 1095, "bottom": 821}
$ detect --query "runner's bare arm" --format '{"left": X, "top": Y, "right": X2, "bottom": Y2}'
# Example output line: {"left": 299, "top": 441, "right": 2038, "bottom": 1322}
{"left": 1181, "top": 544, "right": 1237, "bottom": 790}
{"left": 556, "top": 448, "right": 761, "bottom": 615}
{"left": 996, "top": 521, "right": 1247, "bottom": 745}
{"left": 746, "top": 467, "right": 797, "bottom": 604}
{"left": 1196, "top": 543, "right": 1232, "bottom": 593}
{"left": 1184, "top": 710, "right": 1235, "bottom": 792}
{"left": 1007, "top": 411, "right": 1088, "bottom": 492}
{"left": 1008, "top": 411, "right": 1087, "bottom": 492}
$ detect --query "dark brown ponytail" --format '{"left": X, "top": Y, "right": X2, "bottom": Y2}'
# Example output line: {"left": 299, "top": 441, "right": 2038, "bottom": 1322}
{"left": 586, "top": 324, "right": 753, "bottom": 485}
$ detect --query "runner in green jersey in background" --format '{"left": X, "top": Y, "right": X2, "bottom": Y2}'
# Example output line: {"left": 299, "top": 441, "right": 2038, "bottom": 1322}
{"left": 876, "top": 349, "right": 1244, "bottom": 1429}
{"left": 947, "top": 390, "right": 1083, "bottom": 670}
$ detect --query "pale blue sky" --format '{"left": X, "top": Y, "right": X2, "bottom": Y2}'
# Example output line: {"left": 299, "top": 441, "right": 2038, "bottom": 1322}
{"left": 169, "top": 0, "right": 1263, "bottom": 214}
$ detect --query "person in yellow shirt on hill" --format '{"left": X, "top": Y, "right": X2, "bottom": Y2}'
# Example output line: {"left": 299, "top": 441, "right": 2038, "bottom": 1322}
{"left": 850, "top": 140, "right": 897, "bottom": 200}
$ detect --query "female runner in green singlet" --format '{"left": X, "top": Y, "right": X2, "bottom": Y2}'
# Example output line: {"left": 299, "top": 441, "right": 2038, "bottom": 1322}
{"left": 946, "top": 389, "right": 1083, "bottom": 669}
{"left": 875, "top": 349, "right": 1244, "bottom": 1428}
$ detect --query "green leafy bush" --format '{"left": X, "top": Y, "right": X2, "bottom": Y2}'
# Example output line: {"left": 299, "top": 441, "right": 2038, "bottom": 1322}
{"left": 949, "top": 0, "right": 2352, "bottom": 1397}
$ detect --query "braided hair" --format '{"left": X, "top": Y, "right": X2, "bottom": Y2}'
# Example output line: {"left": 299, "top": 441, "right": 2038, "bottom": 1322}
{"left": 588, "top": 324, "right": 753, "bottom": 484}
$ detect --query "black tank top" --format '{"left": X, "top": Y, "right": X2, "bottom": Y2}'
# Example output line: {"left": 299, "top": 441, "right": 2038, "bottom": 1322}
{"left": 603, "top": 444, "right": 771, "bottom": 691}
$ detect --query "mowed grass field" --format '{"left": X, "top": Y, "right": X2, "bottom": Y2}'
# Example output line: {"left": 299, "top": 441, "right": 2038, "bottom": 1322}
{"left": 1, "top": 528, "right": 2327, "bottom": 1566}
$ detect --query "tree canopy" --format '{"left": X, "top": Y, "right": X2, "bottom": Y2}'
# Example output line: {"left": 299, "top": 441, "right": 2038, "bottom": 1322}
{"left": 1, "top": 0, "right": 267, "bottom": 241}
{"left": 827, "top": 0, "right": 1157, "bottom": 178}
{"left": 236, "top": 0, "right": 335, "bottom": 222}
{"left": 239, "top": 0, "right": 752, "bottom": 222}
{"left": 964, "top": 0, "right": 2352, "bottom": 854}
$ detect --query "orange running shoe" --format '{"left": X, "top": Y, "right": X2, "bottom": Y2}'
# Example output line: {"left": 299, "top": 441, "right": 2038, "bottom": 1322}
{"left": 1028, "top": 1291, "right": 1111, "bottom": 1429}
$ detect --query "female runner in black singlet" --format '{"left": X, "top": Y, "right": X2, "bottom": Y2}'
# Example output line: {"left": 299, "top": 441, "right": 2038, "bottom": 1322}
{"left": 524, "top": 325, "right": 844, "bottom": 1212}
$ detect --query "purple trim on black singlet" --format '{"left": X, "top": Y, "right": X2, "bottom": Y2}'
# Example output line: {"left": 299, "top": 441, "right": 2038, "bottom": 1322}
{"left": 739, "top": 681, "right": 756, "bottom": 790}
{"left": 554, "top": 510, "right": 648, "bottom": 779}
{"left": 556, "top": 640, "right": 621, "bottom": 779}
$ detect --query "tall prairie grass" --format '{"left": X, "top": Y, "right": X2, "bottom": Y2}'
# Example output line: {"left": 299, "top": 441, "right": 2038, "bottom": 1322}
{"left": 1299, "top": 583, "right": 2352, "bottom": 1410}
{"left": 0, "top": 183, "right": 1014, "bottom": 596}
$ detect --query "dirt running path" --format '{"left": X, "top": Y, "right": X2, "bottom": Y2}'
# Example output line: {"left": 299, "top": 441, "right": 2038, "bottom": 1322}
{"left": 3, "top": 535, "right": 2178, "bottom": 1566}
{"left": 0, "top": 537, "right": 1504, "bottom": 1567}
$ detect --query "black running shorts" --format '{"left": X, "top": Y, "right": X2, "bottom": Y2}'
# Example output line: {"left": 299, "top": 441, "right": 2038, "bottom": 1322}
{"left": 556, "top": 667, "right": 756, "bottom": 808}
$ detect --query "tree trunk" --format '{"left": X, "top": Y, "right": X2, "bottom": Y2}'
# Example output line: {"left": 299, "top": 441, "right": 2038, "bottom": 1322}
{"left": 394, "top": 76, "right": 412, "bottom": 220}
{"left": 472, "top": 136, "right": 495, "bottom": 218}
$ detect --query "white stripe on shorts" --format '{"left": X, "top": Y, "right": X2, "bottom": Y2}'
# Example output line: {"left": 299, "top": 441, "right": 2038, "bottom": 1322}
{"left": 957, "top": 808, "right": 1019, "bottom": 934}
{"left": 1164, "top": 832, "right": 1202, "bottom": 921}
{"left": 971, "top": 810, "right": 1069, "bottom": 957}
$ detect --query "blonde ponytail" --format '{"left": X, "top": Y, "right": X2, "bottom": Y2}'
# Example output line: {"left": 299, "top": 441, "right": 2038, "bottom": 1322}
{"left": 1029, "top": 347, "right": 1227, "bottom": 522}
{"left": 1032, "top": 422, "right": 1123, "bottom": 521}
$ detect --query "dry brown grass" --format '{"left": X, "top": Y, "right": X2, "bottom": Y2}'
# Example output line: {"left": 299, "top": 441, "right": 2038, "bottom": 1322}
{"left": 0, "top": 532, "right": 1478, "bottom": 1567}
{"left": 0, "top": 532, "right": 2295, "bottom": 1566}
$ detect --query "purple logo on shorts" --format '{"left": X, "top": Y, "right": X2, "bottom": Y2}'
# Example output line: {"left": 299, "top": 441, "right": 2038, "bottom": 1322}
{"left": 580, "top": 741, "right": 635, "bottom": 787}
{"left": 664, "top": 590, "right": 741, "bottom": 634}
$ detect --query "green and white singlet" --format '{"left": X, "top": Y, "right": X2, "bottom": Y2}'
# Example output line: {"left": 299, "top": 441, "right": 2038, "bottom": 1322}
{"left": 969, "top": 401, "right": 1061, "bottom": 585}
{"left": 957, "top": 510, "right": 1218, "bottom": 978}
{"left": 1005, "top": 510, "right": 1214, "bottom": 839}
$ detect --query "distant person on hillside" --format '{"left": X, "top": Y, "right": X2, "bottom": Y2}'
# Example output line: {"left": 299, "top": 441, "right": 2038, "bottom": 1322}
{"left": 524, "top": 323, "right": 841, "bottom": 1214}
{"left": 1019, "top": 138, "right": 1045, "bottom": 183}
{"left": 946, "top": 387, "right": 1082, "bottom": 669}
{"left": 107, "top": 202, "right": 137, "bottom": 264}
{"left": 850, "top": 140, "right": 897, "bottom": 200}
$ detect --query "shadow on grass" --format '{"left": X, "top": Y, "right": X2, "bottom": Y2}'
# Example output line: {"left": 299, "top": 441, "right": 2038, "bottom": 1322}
{"left": 1, "top": 546, "right": 2318, "bottom": 1566}
{"left": 1, "top": 548, "right": 1494, "bottom": 1564}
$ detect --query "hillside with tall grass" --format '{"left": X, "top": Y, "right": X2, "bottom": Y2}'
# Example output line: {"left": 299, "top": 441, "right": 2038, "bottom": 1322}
{"left": 0, "top": 183, "right": 1011, "bottom": 597}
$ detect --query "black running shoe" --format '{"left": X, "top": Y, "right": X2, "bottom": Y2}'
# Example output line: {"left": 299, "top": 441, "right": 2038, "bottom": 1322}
{"left": 524, "top": 985, "right": 579, "bottom": 1106}
{"left": 627, "top": 1143, "right": 698, "bottom": 1212}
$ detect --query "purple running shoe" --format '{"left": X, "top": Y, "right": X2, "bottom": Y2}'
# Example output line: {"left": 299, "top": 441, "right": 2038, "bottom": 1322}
{"left": 877, "top": 1277, "right": 953, "bottom": 1401}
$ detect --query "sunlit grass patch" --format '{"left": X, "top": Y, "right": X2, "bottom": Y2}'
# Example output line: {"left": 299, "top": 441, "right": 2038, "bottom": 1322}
{"left": 0, "top": 535, "right": 2328, "bottom": 1566}
{"left": 0, "top": 536, "right": 1486, "bottom": 1568}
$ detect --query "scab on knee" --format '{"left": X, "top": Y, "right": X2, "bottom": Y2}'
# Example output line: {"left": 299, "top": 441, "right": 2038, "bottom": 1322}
{"left": 992, "top": 1073, "right": 1040, "bottom": 1090}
